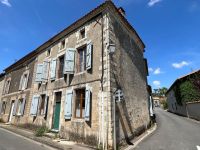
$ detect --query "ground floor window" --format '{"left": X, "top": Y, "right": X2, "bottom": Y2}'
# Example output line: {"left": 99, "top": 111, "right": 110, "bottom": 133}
{"left": 38, "top": 95, "right": 46, "bottom": 115}
{"left": 17, "top": 99, "right": 24, "bottom": 116}
{"left": 75, "top": 88, "right": 85, "bottom": 118}
{"left": 1, "top": 101, "right": 6, "bottom": 114}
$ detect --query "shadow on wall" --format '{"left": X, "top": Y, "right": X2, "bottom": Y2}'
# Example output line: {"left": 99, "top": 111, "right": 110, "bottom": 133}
{"left": 116, "top": 101, "right": 134, "bottom": 145}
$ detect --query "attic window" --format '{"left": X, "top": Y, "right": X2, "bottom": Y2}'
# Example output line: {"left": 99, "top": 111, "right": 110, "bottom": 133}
{"left": 46, "top": 48, "right": 51, "bottom": 56}
{"left": 60, "top": 40, "right": 65, "bottom": 50}
{"left": 80, "top": 28, "right": 85, "bottom": 39}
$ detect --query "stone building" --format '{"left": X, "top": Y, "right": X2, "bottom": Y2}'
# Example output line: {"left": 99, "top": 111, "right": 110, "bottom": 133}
{"left": 0, "top": 1, "right": 150, "bottom": 148}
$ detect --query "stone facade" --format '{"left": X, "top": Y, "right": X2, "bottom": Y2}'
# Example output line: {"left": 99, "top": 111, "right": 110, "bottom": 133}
{"left": 0, "top": 1, "right": 150, "bottom": 149}
{"left": 0, "top": 57, "right": 36, "bottom": 123}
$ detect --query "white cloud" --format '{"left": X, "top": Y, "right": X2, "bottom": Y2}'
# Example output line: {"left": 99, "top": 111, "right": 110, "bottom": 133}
{"left": 172, "top": 61, "right": 190, "bottom": 69}
{"left": 148, "top": 0, "right": 162, "bottom": 7}
{"left": 0, "top": 0, "right": 11, "bottom": 7}
{"left": 148, "top": 67, "right": 153, "bottom": 72}
{"left": 153, "top": 68, "right": 162, "bottom": 75}
{"left": 153, "top": 80, "right": 161, "bottom": 87}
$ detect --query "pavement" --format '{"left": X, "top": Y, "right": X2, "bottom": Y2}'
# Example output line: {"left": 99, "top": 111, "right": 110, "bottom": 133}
{"left": 134, "top": 108, "right": 200, "bottom": 150}
{"left": 0, "top": 124, "right": 93, "bottom": 150}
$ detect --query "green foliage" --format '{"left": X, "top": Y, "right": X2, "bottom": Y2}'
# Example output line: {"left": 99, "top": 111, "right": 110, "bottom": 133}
{"left": 162, "top": 101, "right": 168, "bottom": 110}
{"left": 152, "top": 87, "right": 168, "bottom": 97}
{"left": 35, "top": 126, "right": 49, "bottom": 137}
{"left": 179, "top": 80, "right": 200, "bottom": 103}
{"left": 174, "top": 79, "right": 200, "bottom": 105}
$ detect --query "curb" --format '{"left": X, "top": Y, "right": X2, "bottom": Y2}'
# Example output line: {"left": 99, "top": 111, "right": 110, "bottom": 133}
{"left": 124, "top": 123, "right": 157, "bottom": 150}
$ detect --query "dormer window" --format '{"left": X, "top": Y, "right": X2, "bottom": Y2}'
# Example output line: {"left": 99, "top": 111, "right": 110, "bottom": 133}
{"left": 80, "top": 28, "right": 85, "bottom": 39}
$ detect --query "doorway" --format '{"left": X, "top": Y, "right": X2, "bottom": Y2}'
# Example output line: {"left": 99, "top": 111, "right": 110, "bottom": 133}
{"left": 9, "top": 101, "right": 14, "bottom": 123}
{"left": 53, "top": 92, "right": 62, "bottom": 130}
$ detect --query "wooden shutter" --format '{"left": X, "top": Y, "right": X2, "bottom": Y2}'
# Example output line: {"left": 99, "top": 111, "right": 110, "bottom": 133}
{"left": 84, "top": 86, "right": 91, "bottom": 121}
{"left": 64, "top": 90, "right": 73, "bottom": 119}
{"left": 13, "top": 100, "right": 18, "bottom": 116}
{"left": 35, "top": 64, "right": 43, "bottom": 82}
{"left": 86, "top": 42, "right": 92, "bottom": 70}
{"left": 20, "top": 98, "right": 26, "bottom": 116}
{"left": 42, "top": 61, "right": 49, "bottom": 81}
{"left": 30, "top": 95, "right": 39, "bottom": 116}
{"left": 64, "top": 48, "right": 76, "bottom": 74}
{"left": 50, "top": 58, "right": 57, "bottom": 80}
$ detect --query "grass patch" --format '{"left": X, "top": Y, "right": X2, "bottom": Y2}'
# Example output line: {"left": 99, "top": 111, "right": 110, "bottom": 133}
{"left": 35, "top": 126, "right": 49, "bottom": 137}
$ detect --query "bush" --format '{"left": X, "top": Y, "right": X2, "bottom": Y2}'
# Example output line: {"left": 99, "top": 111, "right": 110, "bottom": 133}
{"left": 35, "top": 126, "right": 49, "bottom": 137}
{"left": 162, "top": 101, "right": 168, "bottom": 110}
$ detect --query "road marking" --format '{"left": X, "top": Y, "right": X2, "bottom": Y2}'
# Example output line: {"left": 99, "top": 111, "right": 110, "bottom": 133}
{"left": 197, "top": 145, "right": 200, "bottom": 150}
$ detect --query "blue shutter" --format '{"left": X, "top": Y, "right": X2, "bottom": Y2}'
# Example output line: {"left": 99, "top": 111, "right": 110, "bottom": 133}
{"left": 64, "top": 48, "right": 76, "bottom": 74}
{"left": 35, "top": 64, "right": 43, "bottom": 82}
{"left": 42, "top": 61, "right": 49, "bottom": 81}
{"left": 13, "top": 99, "right": 18, "bottom": 116}
{"left": 85, "top": 86, "right": 91, "bottom": 121}
{"left": 86, "top": 42, "right": 92, "bottom": 70}
{"left": 20, "top": 98, "right": 26, "bottom": 116}
{"left": 30, "top": 95, "right": 39, "bottom": 116}
{"left": 64, "top": 90, "right": 73, "bottom": 119}
{"left": 50, "top": 58, "right": 57, "bottom": 80}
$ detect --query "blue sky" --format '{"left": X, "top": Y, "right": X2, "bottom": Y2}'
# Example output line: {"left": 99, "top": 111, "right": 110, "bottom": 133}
{"left": 0, "top": 0, "right": 200, "bottom": 90}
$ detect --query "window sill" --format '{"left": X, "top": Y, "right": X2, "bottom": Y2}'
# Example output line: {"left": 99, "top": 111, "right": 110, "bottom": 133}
{"left": 74, "top": 71, "right": 87, "bottom": 76}
{"left": 72, "top": 118, "right": 85, "bottom": 123}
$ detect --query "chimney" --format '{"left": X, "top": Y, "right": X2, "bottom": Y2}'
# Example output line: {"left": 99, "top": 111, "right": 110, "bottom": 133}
{"left": 118, "top": 7, "right": 126, "bottom": 17}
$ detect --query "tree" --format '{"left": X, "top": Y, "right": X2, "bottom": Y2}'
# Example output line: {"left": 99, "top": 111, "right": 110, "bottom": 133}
{"left": 152, "top": 87, "right": 168, "bottom": 97}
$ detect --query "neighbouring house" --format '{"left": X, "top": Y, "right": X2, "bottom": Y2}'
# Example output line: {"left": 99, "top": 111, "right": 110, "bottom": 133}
{"left": 152, "top": 96, "right": 166, "bottom": 107}
{"left": 0, "top": 73, "right": 5, "bottom": 119}
{"left": 166, "top": 70, "right": 200, "bottom": 121}
{"left": 0, "top": 53, "right": 36, "bottom": 123}
{"left": 0, "top": 1, "right": 151, "bottom": 148}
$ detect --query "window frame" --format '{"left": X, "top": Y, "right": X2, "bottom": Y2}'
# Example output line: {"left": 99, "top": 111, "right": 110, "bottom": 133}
{"left": 76, "top": 45, "right": 87, "bottom": 74}
{"left": 16, "top": 99, "right": 23, "bottom": 116}
{"left": 59, "top": 39, "right": 66, "bottom": 51}
{"left": 38, "top": 94, "right": 46, "bottom": 116}
{"left": 20, "top": 71, "right": 29, "bottom": 90}
{"left": 57, "top": 55, "right": 65, "bottom": 79}
{"left": 74, "top": 88, "right": 86, "bottom": 119}
{"left": 4, "top": 78, "right": 11, "bottom": 94}
{"left": 1, "top": 101, "right": 6, "bottom": 114}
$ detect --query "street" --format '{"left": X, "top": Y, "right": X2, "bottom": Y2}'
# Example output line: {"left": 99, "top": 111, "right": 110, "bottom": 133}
{"left": 134, "top": 108, "right": 200, "bottom": 150}
{"left": 0, "top": 128, "right": 56, "bottom": 150}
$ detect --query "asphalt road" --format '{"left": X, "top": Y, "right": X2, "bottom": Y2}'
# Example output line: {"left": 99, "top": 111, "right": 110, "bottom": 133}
{"left": 134, "top": 108, "right": 200, "bottom": 150}
{"left": 0, "top": 128, "right": 56, "bottom": 150}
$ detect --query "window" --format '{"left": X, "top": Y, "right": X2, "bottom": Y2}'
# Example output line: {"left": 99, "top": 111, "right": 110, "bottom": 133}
{"left": 20, "top": 72, "right": 29, "bottom": 90}
{"left": 80, "top": 28, "right": 85, "bottom": 39}
{"left": 114, "top": 89, "right": 124, "bottom": 102}
{"left": 16, "top": 99, "right": 23, "bottom": 116}
{"left": 46, "top": 48, "right": 51, "bottom": 56}
{"left": 4, "top": 79, "right": 11, "bottom": 94}
{"left": 38, "top": 95, "right": 46, "bottom": 115}
{"left": 58, "top": 55, "right": 65, "bottom": 78}
{"left": 76, "top": 46, "right": 86, "bottom": 73}
{"left": 60, "top": 40, "right": 65, "bottom": 50}
{"left": 1, "top": 101, "right": 6, "bottom": 114}
{"left": 75, "top": 89, "right": 85, "bottom": 118}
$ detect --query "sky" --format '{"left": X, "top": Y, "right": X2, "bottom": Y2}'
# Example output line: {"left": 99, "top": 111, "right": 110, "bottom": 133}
{"left": 0, "top": 0, "right": 200, "bottom": 90}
